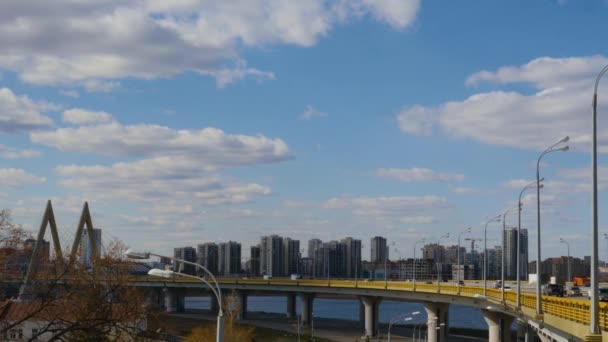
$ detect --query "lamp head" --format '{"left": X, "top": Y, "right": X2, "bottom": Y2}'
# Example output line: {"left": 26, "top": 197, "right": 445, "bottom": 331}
{"left": 560, "top": 146, "right": 569, "bottom": 152}
{"left": 125, "top": 249, "right": 151, "bottom": 260}
{"left": 404, "top": 317, "right": 413, "bottom": 321}
{"left": 148, "top": 268, "right": 174, "bottom": 278}
{"left": 539, "top": 177, "right": 545, "bottom": 182}
{"left": 560, "top": 136, "right": 570, "bottom": 143}
{"left": 559, "top": 238, "right": 565, "bottom": 243}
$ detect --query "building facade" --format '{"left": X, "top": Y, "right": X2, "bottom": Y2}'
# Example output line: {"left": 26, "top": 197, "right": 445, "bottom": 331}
{"left": 196, "top": 243, "right": 218, "bottom": 276}
{"left": 370, "top": 236, "right": 387, "bottom": 262}
{"left": 218, "top": 241, "right": 241, "bottom": 276}
{"left": 174, "top": 246, "right": 197, "bottom": 275}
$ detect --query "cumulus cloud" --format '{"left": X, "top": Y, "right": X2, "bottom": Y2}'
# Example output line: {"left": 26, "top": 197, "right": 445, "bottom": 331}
{"left": 300, "top": 105, "right": 327, "bottom": 120}
{"left": 62, "top": 108, "right": 113, "bottom": 125}
{"left": 0, "top": 145, "right": 40, "bottom": 159}
{"left": 0, "top": 0, "right": 420, "bottom": 89}
{"left": 31, "top": 121, "right": 291, "bottom": 168}
{"left": 396, "top": 55, "right": 608, "bottom": 151}
{"left": 0, "top": 168, "right": 46, "bottom": 187}
{"left": 0, "top": 87, "right": 55, "bottom": 133}
{"left": 375, "top": 167, "right": 464, "bottom": 182}
{"left": 399, "top": 216, "right": 435, "bottom": 224}
{"left": 324, "top": 195, "right": 447, "bottom": 216}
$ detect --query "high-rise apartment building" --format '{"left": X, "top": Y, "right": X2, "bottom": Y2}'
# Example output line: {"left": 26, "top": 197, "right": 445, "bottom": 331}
{"left": 80, "top": 228, "right": 102, "bottom": 268}
{"left": 308, "top": 239, "right": 322, "bottom": 258}
{"left": 422, "top": 243, "right": 446, "bottom": 263}
{"left": 260, "top": 235, "right": 284, "bottom": 277}
{"left": 504, "top": 228, "right": 528, "bottom": 280}
{"left": 250, "top": 245, "right": 261, "bottom": 276}
{"left": 174, "top": 246, "right": 197, "bottom": 275}
{"left": 218, "top": 241, "right": 241, "bottom": 276}
{"left": 197, "top": 243, "right": 218, "bottom": 275}
{"left": 315, "top": 241, "right": 347, "bottom": 277}
{"left": 370, "top": 236, "right": 387, "bottom": 262}
{"left": 283, "top": 238, "right": 300, "bottom": 276}
{"left": 341, "top": 237, "right": 362, "bottom": 278}
{"left": 445, "top": 245, "right": 466, "bottom": 264}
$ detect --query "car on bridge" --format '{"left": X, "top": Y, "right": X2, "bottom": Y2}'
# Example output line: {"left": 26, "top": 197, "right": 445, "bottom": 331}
{"left": 542, "top": 284, "right": 565, "bottom": 297}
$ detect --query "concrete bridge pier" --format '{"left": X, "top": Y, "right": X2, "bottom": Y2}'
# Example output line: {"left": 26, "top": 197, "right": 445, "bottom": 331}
{"left": 360, "top": 296, "right": 382, "bottom": 338}
{"left": 516, "top": 320, "right": 529, "bottom": 342}
{"left": 423, "top": 302, "right": 449, "bottom": 342}
{"left": 163, "top": 288, "right": 177, "bottom": 313}
{"left": 286, "top": 294, "right": 297, "bottom": 318}
{"left": 233, "top": 291, "right": 248, "bottom": 320}
{"left": 299, "top": 293, "right": 314, "bottom": 326}
{"left": 143, "top": 288, "right": 162, "bottom": 309}
{"left": 482, "top": 309, "right": 513, "bottom": 342}
{"left": 359, "top": 300, "right": 365, "bottom": 326}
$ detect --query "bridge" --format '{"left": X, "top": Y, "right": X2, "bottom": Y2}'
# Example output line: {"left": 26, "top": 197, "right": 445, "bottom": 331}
{"left": 131, "top": 276, "right": 607, "bottom": 342}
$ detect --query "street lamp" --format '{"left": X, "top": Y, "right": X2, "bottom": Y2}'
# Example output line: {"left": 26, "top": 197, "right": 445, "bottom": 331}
{"left": 394, "top": 248, "right": 402, "bottom": 280}
{"left": 387, "top": 311, "right": 419, "bottom": 342}
{"left": 413, "top": 238, "right": 425, "bottom": 290}
{"left": 483, "top": 216, "right": 501, "bottom": 296}
{"left": 457, "top": 227, "right": 472, "bottom": 293}
{"left": 502, "top": 206, "right": 518, "bottom": 303}
{"left": 559, "top": 238, "right": 571, "bottom": 284}
{"left": 517, "top": 179, "right": 542, "bottom": 308}
{"left": 536, "top": 136, "right": 569, "bottom": 319}
{"left": 125, "top": 249, "right": 224, "bottom": 342}
{"left": 437, "top": 233, "right": 450, "bottom": 292}
{"left": 589, "top": 66, "right": 608, "bottom": 337}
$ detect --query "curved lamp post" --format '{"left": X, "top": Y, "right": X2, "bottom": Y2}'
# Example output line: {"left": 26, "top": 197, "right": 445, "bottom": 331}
{"left": 457, "top": 227, "right": 472, "bottom": 294}
{"left": 394, "top": 247, "right": 402, "bottom": 280}
{"left": 502, "top": 206, "right": 518, "bottom": 303}
{"left": 559, "top": 238, "right": 571, "bottom": 286}
{"left": 387, "top": 311, "right": 420, "bottom": 342}
{"left": 588, "top": 66, "right": 608, "bottom": 337}
{"left": 483, "top": 216, "right": 501, "bottom": 296}
{"left": 517, "top": 179, "right": 542, "bottom": 308}
{"left": 536, "top": 136, "right": 569, "bottom": 318}
{"left": 413, "top": 238, "right": 425, "bottom": 290}
{"left": 436, "top": 233, "right": 450, "bottom": 292}
{"left": 126, "top": 250, "right": 224, "bottom": 342}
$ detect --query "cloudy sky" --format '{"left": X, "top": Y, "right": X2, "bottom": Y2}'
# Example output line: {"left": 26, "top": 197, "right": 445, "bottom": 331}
{"left": 1, "top": 0, "right": 608, "bottom": 261}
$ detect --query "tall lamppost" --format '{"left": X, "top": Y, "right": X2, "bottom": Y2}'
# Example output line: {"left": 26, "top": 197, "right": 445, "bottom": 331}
{"left": 437, "top": 233, "right": 450, "bottom": 292}
{"left": 125, "top": 250, "right": 224, "bottom": 342}
{"left": 502, "top": 207, "right": 518, "bottom": 303}
{"left": 559, "top": 238, "right": 571, "bottom": 285}
{"left": 517, "top": 179, "right": 541, "bottom": 308}
{"left": 483, "top": 216, "right": 501, "bottom": 296}
{"left": 413, "top": 238, "right": 425, "bottom": 290}
{"left": 395, "top": 248, "right": 402, "bottom": 280}
{"left": 536, "top": 136, "right": 569, "bottom": 319}
{"left": 589, "top": 66, "right": 608, "bottom": 338}
{"left": 457, "top": 227, "right": 472, "bottom": 294}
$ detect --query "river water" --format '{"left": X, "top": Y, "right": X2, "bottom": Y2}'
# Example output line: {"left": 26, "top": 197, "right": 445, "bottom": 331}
{"left": 185, "top": 296, "right": 489, "bottom": 330}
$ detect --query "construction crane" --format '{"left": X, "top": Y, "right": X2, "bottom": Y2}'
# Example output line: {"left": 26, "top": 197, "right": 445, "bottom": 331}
{"left": 464, "top": 238, "right": 483, "bottom": 253}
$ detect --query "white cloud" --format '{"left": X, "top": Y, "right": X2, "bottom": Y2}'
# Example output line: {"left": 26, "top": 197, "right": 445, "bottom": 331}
{"left": 399, "top": 216, "right": 435, "bottom": 224}
{"left": 0, "top": 168, "right": 46, "bottom": 187}
{"left": 502, "top": 179, "right": 537, "bottom": 189}
{"left": 0, "top": 145, "right": 40, "bottom": 159}
{"left": 300, "top": 105, "right": 327, "bottom": 120}
{"left": 0, "top": 0, "right": 420, "bottom": 89}
{"left": 62, "top": 108, "right": 113, "bottom": 125}
{"left": 396, "top": 55, "right": 608, "bottom": 152}
{"left": 375, "top": 167, "right": 464, "bottom": 182}
{"left": 59, "top": 89, "right": 79, "bottom": 98}
{"left": 324, "top": 195, "right": 447, "bottom": 216}
{"left": 31, "top": 121, "right": 291, "bottom": 167}
{"left": 0, "top": 87, "right": 55, "bottom": 133}
{"left": 449, "top": 186, "right": 479, "bottom": 194}
{"left": 396, "top": 105, "right": 436, "bottom": 136}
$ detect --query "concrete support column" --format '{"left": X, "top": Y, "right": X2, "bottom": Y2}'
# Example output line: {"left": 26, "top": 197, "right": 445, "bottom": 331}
{"left": 482, "top": 310, "right": 501, "bottom": 342}
{"left": 360, "top": 296, "right": 382, "bottom": 337}
{"left": 163, "top": 288, "right": 177, "bottom": 313}
{"left": 424, "top": 302, "right": 438, "bottom": 342}
{"left": 299, "top": 293, "right": 314, "bottom": 326}
{"left": 286, "top": 294, "right": 297, "bottom": 319}
{"left": 359, "top": 300, "right": 365, "bottom": 327}
{"left": 233, "top": 291, "right": 248, "bottom": 320}
{"left": 516, "top": 321, "right": 527, "bottom": 342}
{"left": 175, "top": 289, "right": 186, "bottom": 313}
{"left": 501, "top": 316, "right": 514, "bottom": 342}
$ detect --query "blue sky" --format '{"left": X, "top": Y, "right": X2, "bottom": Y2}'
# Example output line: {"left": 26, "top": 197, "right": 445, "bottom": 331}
{"left": 1, "top": 0, "right": 608, "bottom": 260}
